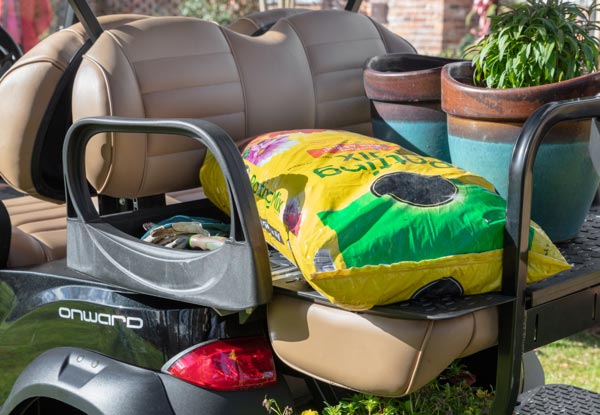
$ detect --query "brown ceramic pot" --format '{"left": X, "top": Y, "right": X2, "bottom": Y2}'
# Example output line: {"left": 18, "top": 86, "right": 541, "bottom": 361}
{"left": 364, "top": 54, "right": 463, "bottom": 162}
{"left": 441, "top": 61, "right": 600, "bottom": 241}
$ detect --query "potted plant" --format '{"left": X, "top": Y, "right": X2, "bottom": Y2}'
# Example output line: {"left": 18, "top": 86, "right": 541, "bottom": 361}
{"left": 442, "top": 0, "right": 600, "bottom": 241}
{"left": 364, "top": 54, "right": 463, "bottom": 163}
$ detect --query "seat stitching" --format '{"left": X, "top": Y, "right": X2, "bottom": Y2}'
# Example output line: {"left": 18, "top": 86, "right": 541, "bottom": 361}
{"left": 405, "top": 320, "right": 435, "bottom": 395}
{"left": 81, "top": 55, "right": 116, "bottom": 194}
{"left": 317, "top": 94, "right": 366, "bottom": 106}
{"left": 21, "top": 223, "right": 67, "bottom": 233}
{"left": 12, "top": 213, "right": 66, "bottom": 224}
{"left": 2, "top": 58, "right": 68, "bottom": 79}
{"left": 4, "top": 198, "right": 59, "bottom": 208}
{"left": 461, "top": 313, "right": 478, "bottom": 356}
{"left": 132, "top": 50, "right": 233, "bottom": 65}
{"left": 7, "top": 206, "right": 65, "bottom": 215}
{"left": 284, "top": 19, "right": 318, "bottom": 128}
{"left": 63, "top": 28, "right": 87, "bottom": 44}
{"left": 303, "top": 36, "right": 383, "bottom": 49}
{"left": 339, "top": 121, "right": 373, "bottom": 131}
{"left": 220, "top": 28, "right": 248, "bottom": 138}
{"left": 313, "top": 66, "right": 363, "bottom": 77}
{"left": 141, "top": 81, "right": 243, "bottom": 98}
{"left": 105, "top": 30, "right": 149, "bottom": 196}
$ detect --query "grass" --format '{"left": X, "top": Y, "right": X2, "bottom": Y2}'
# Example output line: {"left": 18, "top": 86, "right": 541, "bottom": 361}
{"left": 264, "top": 363, "right": 495, "bottom": 415}
{"left": 536, "top": 326, "right": 600, "bottom": 392}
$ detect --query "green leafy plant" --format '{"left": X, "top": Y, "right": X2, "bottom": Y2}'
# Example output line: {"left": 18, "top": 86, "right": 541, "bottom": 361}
{"left": 467, "top": 0, "right": 600, "bottom": 88}
{"left": 263, "top": 363, "right": 494, "bottom": 415}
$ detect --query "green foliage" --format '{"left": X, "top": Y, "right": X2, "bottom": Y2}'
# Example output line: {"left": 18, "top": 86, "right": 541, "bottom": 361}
{"left": 467, "top": 0, "right": 600, "bottom": 88}
{"left": 179, "top": 0, "right": 258, "bottom": 25}
{"left": 263, "top": 364, "right": 494, "bottom": 415}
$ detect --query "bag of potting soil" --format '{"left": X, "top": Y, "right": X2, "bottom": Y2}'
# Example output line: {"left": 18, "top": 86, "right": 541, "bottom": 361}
{"left": 200, "top": 129, "right": 570, "bottom": 310}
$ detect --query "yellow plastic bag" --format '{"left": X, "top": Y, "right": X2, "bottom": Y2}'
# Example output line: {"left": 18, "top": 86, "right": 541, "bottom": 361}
{"left": 200, "top": 130, "right": 570, "bottom": 310}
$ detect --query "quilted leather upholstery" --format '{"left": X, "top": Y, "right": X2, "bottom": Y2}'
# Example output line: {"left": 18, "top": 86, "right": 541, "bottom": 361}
{"left": 73, "top": 10, "right": 415, "bottom": 198}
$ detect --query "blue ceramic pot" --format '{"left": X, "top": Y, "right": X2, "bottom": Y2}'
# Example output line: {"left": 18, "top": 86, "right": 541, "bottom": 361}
{"left": 364, "top": 54, "right": 463, "bottom": 162}
{"left": 442, "top": 62, "right": 600, "bottom": 241}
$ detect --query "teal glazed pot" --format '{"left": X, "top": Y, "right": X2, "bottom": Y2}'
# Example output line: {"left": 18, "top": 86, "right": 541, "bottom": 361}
{"left": 441, "top": 61, "right": 600, "bottom": 241}
{"left": 364, "top": 54, "right": 463, "bottom": 162}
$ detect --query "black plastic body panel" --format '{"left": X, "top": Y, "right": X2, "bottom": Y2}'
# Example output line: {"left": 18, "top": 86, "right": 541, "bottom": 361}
{"left": 64, "top": 117, "right": 271, "bottom": 311}
{"left": 0, "top": 347, "right": 292, "bottom": 415}
{"left": 0, "top": 260, "right": 268, "bottom": 404}
{"left": 0, "top": 201, "right": 10, "bottom": 268}
{"left": 159, "top": 372, "right": 292, "bottom": 415}
{"left": 524, "top": 286, "right": 600, "bottom": 351}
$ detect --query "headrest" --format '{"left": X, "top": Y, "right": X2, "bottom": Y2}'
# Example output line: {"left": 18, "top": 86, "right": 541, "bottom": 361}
{"left": 0, "top": 15, "right": 147, "bottom": 202}
{"left": 227, "top": 8, "right": 309, "bottom": 35}
{"left": 72, "top": 10, "right": 415, "bottom": 199}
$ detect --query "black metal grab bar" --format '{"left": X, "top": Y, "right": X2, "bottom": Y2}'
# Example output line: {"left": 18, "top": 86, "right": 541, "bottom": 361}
{"left": 494, "top": 96, "right": 600, "bottom": 414}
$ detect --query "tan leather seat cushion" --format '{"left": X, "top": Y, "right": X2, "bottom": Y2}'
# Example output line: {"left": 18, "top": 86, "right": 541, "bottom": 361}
{"left": 268, "top": 295, "right": 498, "bottom": 397}
{"left": 5, "top": 196, "right": 67, "bottom": 268}
{"left": 4, "top": 188, "right": 203, "bottom": 269}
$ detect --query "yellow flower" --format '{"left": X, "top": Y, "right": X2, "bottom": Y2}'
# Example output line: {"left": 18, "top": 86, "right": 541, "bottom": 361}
{"left": 476, "top": 389, "right": 488, "bottom": 399}
{"left": 301, "top": 410, "right": 319, "bottom": 415}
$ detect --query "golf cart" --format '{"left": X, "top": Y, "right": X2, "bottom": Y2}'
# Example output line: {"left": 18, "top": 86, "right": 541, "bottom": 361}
{"left": 0, "top": 0, "right": 598, "bottom": 414}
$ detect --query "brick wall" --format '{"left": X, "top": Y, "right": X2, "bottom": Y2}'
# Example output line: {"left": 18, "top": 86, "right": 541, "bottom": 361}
{"left": 61, "top": 0, "right": 472, "bottom": 57}
{"left": 384, "top": 0, "right": 471, "bottom": 56}
{"left": 442, "top": 0, "right": 472, "bottom": 52}
{"left": 87, "top": 0, "right": 181, "bottom": 15}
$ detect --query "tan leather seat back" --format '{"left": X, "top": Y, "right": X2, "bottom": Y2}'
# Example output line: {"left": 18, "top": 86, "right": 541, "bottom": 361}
{"left": 73, "top": 10, "right": 415, "bottom": 198}
{"left": 0, "top": 15, "right": 147, "bottom": 202}
{"left": 227, "top": 8, "right": 309, "bottom": 36}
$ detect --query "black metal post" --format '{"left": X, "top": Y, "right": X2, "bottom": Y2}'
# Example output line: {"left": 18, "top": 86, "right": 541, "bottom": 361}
{"left": 493, "top": 96, "right": 600, "bottom": 414}
{"left": 66, "top": 0, "right": 103, "bottom": 41}
{"left": 0, "top": 201, "right": 10, "bottom": 268}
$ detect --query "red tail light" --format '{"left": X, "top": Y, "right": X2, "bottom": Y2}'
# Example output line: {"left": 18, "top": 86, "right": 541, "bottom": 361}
{"left": 164, "top": 336, "right": 277, "bottom": 391}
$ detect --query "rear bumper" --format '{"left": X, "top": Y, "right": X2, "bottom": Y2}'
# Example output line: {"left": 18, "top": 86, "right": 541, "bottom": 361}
{"left": 0, "top": 347, "right": 292, "bottom": 415}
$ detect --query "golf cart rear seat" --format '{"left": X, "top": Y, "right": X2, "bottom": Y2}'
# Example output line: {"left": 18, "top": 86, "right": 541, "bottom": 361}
{"left": 63, "top": 10, "right": 498, "bottom": 397}
{"left": 0, "top": 15, "right": 210, "bottom": 268}
{"left": 0, "top": 8, "right": 368, "bottom": 269}
{"left": 0, "top": 15, "right": 146, "bottom": 268}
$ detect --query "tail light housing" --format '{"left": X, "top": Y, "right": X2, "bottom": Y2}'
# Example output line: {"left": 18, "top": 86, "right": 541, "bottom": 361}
{"left": 163, "top": 336, "right": 277, "bottom": 391}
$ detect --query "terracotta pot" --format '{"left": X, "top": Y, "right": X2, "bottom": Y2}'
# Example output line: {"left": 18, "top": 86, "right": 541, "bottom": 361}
{"left": 442, "top": 61, "right": 600, "bottom": 241}
{"left": 364, "top": 54, "right": 463, "bottom": 162}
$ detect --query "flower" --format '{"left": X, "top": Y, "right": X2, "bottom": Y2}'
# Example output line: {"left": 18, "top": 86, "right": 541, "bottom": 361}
{"left": 301, "top": 411, "right": 319, "bottom": 415}
{"left": 283, "top": 195, "right": 303, "bottom": 236}
{"left": 244, "top": 135, "right": 298, "bottom": 166}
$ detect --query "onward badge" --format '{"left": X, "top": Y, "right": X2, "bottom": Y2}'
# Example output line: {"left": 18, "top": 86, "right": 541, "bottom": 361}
{"left": 58, "top": 307, "right": 144, "bottom": 329}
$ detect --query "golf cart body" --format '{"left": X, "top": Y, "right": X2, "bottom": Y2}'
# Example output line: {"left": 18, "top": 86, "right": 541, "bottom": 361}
{"left": 0, "top": 1, "right": 598, "bottom": 414}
